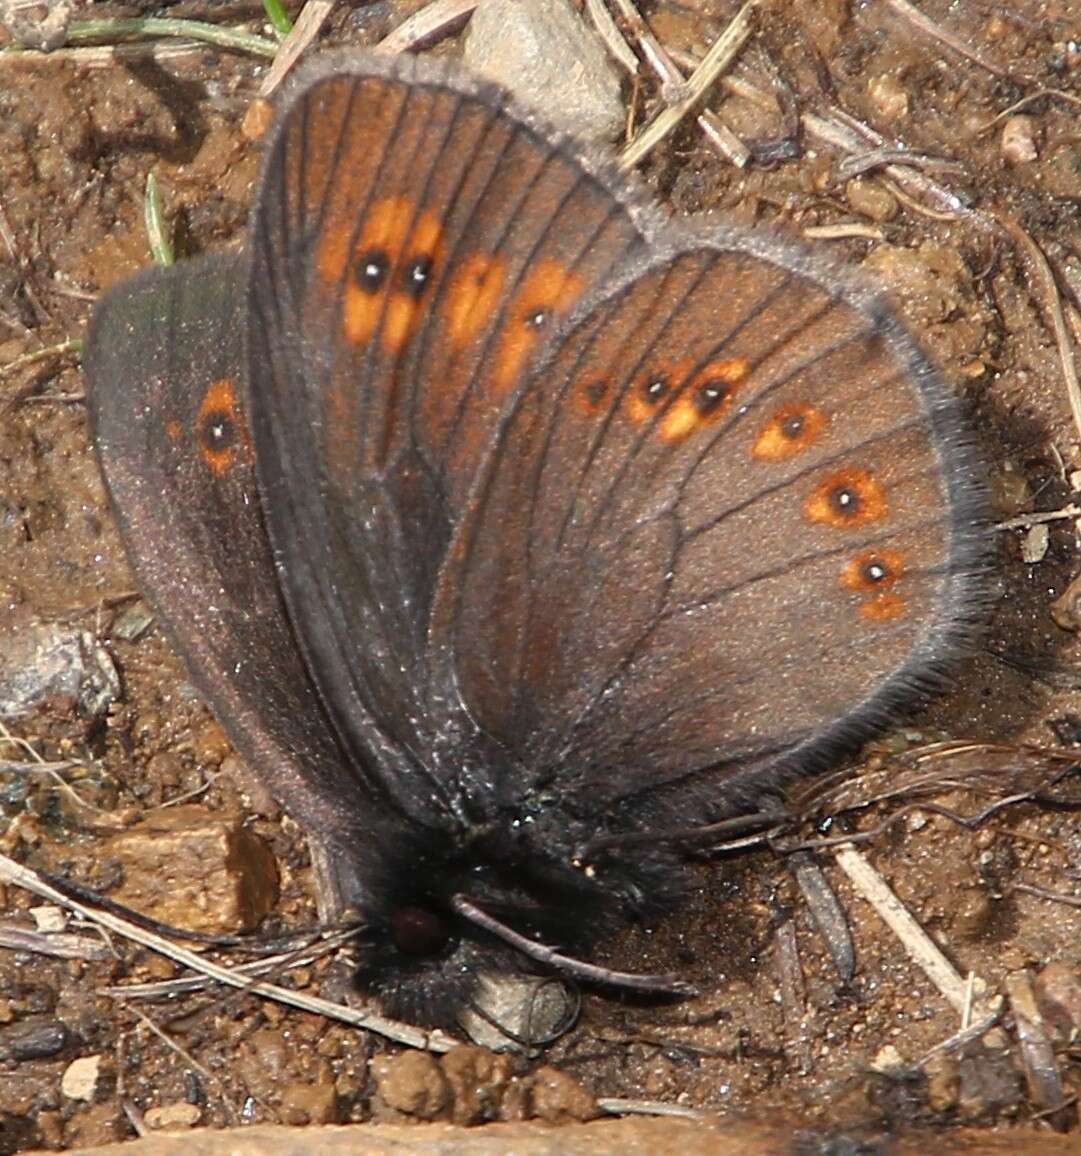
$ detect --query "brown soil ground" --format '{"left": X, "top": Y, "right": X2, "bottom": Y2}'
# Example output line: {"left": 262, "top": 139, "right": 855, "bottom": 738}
{"left": 1, "top": 0, "right": 1081, "bottom": 1151}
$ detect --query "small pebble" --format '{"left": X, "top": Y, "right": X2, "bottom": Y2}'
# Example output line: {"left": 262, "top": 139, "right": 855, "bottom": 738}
{"left": 61, "top": 1054, "right": 104, "bottom": 1102}
{"left": 464, "top": 0, "right": 624, "bottom": 140}
{"left": 867, "top": 72, "right": 909, "bottom": 121}
{"left": 1001, "top": 115, "right": 1038, "bottom": 164}
{"left": 29, "top": 905, "right": 67, "bottom": 933}
{"left": 143, "top": 1103, "right": 202, "bottom": 1130}
{"left": 0, "top": 1019, "right": 69, "bottom": 1061}
{"left": 371, "top": 1051, "right": 450, "bottom": 1120}
{"left": 845, "top": 178, "right": 898, "bottom": 222}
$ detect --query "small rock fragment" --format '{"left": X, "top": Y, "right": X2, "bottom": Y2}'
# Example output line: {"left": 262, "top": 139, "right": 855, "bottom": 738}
{"left": 0, "top": 0, "right": 73, "bottom": 50}
{"left": 143, "top": 1103, "right": 202, "bottom": 1130}
{"left": 1051, "top": 573, "right": 1081, "bottom": 631}
{"left": 0, "top": 1018, "right": 69, "bottom": 1061}
{"left": 1001, "top": 115, "right": 1038, "bottom": 165}
{"left": 441, "top": 1046, "right": 516, "bottom": 1125}
{"left": 845, "top": 178, "right": 898, "bottom": 222}
{"left": 279, "top": 1076, "right": 339, "bottom": 1125}
{"left": 459, "top": 973, "right": 576, "bottom": 1051}
{"left": 1035, "top": 960, "right": 1081, "bottom": 1044}
{"left": 528, "top": 1065, "right": 598, "bottom": 1122}
{"left": 371, "top": 1051, "right": 451, "bottom": 1120}
{"left": 870, "top": 1044, "right": 906, "bottom": 1074}
{"left": 464, "top": 0, "right": 624, "bottom": 140}
{"left": 29, "top": 905, "right": 67, "bottom": 933}
{"left": 924, "top": 1053, "right": 960, "bottom": 1113}
{"left": 1020, "top": 522, "right": 1050, "bottom": 564}
{"left": 867, "top": 72, "right": 909, "bottom": 121}
{"left": 0, "top": 623, "right": 119, "bottom": 722}
{"left": 104, "top": 804, "right": 278, "bottom": 935}
{"left": 61, "top": 1054, "right": 105, "bottom": 1102}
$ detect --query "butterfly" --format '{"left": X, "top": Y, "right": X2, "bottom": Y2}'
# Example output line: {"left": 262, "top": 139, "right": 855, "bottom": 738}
{"left": 84, "top": 50, "right": 987, "bottom": 1028}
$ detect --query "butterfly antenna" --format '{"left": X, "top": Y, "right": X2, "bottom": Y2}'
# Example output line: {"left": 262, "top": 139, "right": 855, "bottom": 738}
{"left": 450, "top": 895, "right": 698, "bottom": 997}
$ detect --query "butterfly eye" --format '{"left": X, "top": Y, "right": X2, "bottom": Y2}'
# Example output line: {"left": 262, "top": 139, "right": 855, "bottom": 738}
{"left": 355, "top": 249, "right": 390, "bottom": 294}
{"left": 390, "top": 905, "right": 452, "bottom": 957}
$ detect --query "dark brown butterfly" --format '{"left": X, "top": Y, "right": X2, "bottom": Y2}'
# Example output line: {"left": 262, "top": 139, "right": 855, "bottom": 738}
{"left": 84, "top": 51, "right": 987, "bottom": 1027}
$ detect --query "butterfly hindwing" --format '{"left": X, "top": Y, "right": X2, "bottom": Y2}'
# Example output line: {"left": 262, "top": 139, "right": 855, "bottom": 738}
{"left": 84, "top": 253, "right": 375, "bottom": 861}
{"left": 433, "top": 234, "right": 985, "bottom": 819}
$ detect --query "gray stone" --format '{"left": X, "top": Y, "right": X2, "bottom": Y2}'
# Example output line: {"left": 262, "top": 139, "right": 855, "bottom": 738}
{"left": 464, "top": 0, "right": 625, "bottom": 142}
{"left": 0, "top": 622, "right": 120, "bottom": 721}
{"left": 458, "top": 973, "right": 578, "bottom": 1052}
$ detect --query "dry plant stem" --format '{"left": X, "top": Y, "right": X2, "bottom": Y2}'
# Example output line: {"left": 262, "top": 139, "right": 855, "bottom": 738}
{"left": 997, "top": 505, "right": 1081, "bottom": 532}
{"left": 595, "top": 1098, "right": 704, "bottom": 1119}
{"left": 1006, "top": 970, "right": 1072, "bottom": 1131}
{"left": 607, "top": 0, "right": 685, "bottom": 96}
{"left": 586, "top": 0, "right": 638, "bottom": 74}
{"left": 836, "top": 148, "right": 964, "bottom": 181}
{"left": 0, "top": 39, "right": 222, "bottom": 67}
{"left": 803, "top": 223, "right": 885, "bottom": 241}
{"left": 0, "top": 851, "right": 457, "bottom": 1053}
{"left": 619, "top": 0, "right": 756, "bottom": 171}
{"left": 0, "top": 922, "right": 112, "bottom": 961}
{"left": 1014, "top": 881, "right": 1081, "bottom": 909}
{"left": 698, "top": 110, "right": 750, "bottom": 167}
{"left": 918, "top": 1006, "right": 1004, "bottom": 1066}
{"left": 833, "top": 844, "right": 985, "bottom": 1017}
{"left": 0, "top": 338, "right": 81, "bottom": 380}
{"left": 884, "top": 0, "right": 1012, "bottom": 80}
{"left": 790, "top": 852, "right": 854, "bottom": 982}
{"left": 976, "top": 88, "right": 1081, "bottom": 134}
{"left": 374, "top": 0, "right": 477, "bottom": 55}
{"left": 100, "top": 932, "right": 355, "bottom": 999}
{"left": 801, "top": 107, "right": 970, "bottom": 219}
{"left": 599, "top": 1, "right": 750, "bottom": 168}
{"left": 996, "top": 215, "right": 1081, "bottom": 445}
{"left": 256, "top": 0, "right": 336, "bottom": 98}
{"left": 774, "top": 920, "right": 812, "bottom": 1073}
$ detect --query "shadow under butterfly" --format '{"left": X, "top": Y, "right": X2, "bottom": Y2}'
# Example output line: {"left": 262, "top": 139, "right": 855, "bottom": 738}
{"left": 83, "top": 50, "right": 988, "bottom": 1030}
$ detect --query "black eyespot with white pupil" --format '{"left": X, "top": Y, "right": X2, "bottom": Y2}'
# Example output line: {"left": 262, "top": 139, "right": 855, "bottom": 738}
{"left": 402, "top": 255, "right": 433, "bottom": 299}
{"left": 781, "top": 413, "right": 805, "bottom": 438}
{"left": 642, "top": 375, "right": 669, "bottom": 404}
{"left": 695, "top": 379, "right": 730, "bottom": 416}
{"left": 201, "top": 410, "right": 234, "bottom": 451}
{"left": 862, "top": 559, "right": 890, "bottom": 583}
{"left": 355, "top": 249, "right": 390, "bottom": 293}
{"left": 830, "top": 486, "right": 860, "bottom": 516}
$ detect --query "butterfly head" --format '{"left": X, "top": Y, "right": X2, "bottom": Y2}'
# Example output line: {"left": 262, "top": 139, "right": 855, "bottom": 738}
{"left": 345, "top": 804, "right": 690, "bottom": 1028}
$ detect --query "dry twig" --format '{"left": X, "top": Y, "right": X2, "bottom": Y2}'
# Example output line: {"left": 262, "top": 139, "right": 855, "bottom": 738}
{"left": 619, "top": 1, "right": 756, "bottom": 171}
{"left": 0, "top": 851, "right": 457, "bottom": 1053}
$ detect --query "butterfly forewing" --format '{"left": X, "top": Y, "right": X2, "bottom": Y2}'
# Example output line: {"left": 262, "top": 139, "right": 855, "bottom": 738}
{"left": 436, "top": 240, "right": 983, "bottom": 813}
{"left": 247, "top": 53, "right": 650, "bottom": 786}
